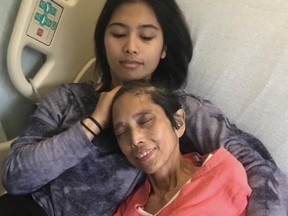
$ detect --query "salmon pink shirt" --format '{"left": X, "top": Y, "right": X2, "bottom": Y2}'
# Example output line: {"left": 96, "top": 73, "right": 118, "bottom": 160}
{"left": 114, "top": 147, "right": 251, "bottom": 216}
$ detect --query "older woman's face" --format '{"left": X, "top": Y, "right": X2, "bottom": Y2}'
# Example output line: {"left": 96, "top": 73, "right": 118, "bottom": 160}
{"left": 112, "top": 92, "right": 181, "bottom": 175}
{"left": 104, "top": 1, "right": 166, "bottom": 87}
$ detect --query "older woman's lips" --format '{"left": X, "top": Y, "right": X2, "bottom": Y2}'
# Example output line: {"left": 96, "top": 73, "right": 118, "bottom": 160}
{"left": 135, "top": 147, "right": 156, "bottom": 162}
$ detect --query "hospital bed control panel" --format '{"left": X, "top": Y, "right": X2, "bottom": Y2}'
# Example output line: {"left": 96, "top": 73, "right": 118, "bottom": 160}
{"left": 8, "top": 0, "right": 106, "bottom": 100}
{"left": 26, "top": 0, "right": 63, "bottom": 45}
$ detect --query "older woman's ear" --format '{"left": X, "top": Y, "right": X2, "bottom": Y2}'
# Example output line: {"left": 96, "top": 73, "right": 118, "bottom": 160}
{"left": 174, "top": 109, "right": 186, "bottom": 138}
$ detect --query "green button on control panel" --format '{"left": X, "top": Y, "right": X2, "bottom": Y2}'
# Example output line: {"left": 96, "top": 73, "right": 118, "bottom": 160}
{"left": 27, "top": 0, "right": 63, "bottom": 45}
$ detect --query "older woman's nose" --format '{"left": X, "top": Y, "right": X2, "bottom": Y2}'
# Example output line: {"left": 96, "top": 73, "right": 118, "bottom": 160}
{"left": 130, "top": 128, "right": 144, "bottom": 148}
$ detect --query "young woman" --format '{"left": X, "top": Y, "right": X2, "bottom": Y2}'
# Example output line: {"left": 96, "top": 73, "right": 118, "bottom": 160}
{"left": 111, "top": 80, "right": 251, "bottom": 216}
{"left": 0, "top": 0, "right": 287, "bottom": 216}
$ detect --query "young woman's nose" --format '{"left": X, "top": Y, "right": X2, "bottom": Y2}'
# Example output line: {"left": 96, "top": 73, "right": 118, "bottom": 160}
{"left": 123, "top": 35, "right": 139, "bottom": 55}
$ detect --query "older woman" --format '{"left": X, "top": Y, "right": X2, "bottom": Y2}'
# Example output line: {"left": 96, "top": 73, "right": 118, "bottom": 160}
{"left": 112, "top": 80, "right": 251, "bottom": 216}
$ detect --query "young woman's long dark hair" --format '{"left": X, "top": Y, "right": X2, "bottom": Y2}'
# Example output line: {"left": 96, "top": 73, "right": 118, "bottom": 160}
{"left": 94, "top": 0, "right": 193, "bottom": 91}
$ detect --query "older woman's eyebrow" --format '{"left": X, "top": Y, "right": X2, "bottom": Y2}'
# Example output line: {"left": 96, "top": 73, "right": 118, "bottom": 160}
{"left": 134, "top": 109, "right": 153, "bottom": 117}
{"left": 107, "top": 22, "right": 160, "bottom": 31}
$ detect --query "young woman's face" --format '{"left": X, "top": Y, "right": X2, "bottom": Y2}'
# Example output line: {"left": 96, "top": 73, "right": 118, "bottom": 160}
{"left": 112, "top": 92, "right": 182, "bottom": 175}
{"left": 104, "top": 2, "right": 166, "bottom": 87}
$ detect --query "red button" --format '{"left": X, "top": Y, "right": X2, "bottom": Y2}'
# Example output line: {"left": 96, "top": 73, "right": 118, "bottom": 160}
{"left": 37, "top": 28, "right": 44, "bottom": 37}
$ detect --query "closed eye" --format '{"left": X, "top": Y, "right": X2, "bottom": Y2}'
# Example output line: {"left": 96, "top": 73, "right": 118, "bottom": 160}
{"left": 112, "top": 33, "right": 127, "bottom": 38}
{"left": 140, "top": 35, "right": 154, "bottom": 41}
{"left": 115, "top": 128, "right": 127, "bottom": 137}
{"left": 138, "top": 117, "right": 153, "bottom": 127}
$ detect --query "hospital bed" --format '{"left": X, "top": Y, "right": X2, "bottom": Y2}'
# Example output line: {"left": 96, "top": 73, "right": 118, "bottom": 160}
{"left": 1, "top": 0, "right": 288, "bottom": 195}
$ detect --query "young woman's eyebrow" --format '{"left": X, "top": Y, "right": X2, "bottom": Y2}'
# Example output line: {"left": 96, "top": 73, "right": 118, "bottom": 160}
{"left": 107, "top": 22, "right": 160, "bottom": 31}
{"left": 107, "top": 22, "right": 128, "bottom": 29}
{"left": 138, "top": 24, "right": 160, "bottom": 31}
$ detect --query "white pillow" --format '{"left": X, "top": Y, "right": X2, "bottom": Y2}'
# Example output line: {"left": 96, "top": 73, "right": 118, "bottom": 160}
{"left": 178, "top": 0, "right": 288, "bottom": 175}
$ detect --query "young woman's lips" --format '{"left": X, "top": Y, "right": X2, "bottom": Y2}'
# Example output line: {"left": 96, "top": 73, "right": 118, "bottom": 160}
{"left": 120, "top": 60, "right": 143, "bottom": 69}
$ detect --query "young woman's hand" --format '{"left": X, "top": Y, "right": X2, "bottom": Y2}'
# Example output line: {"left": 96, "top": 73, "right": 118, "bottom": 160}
{"left": 81, "top": 86, "right": 121, "bottom": 139}
{"left": 92, "top": 86, "right": 121, "bottom": 129}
